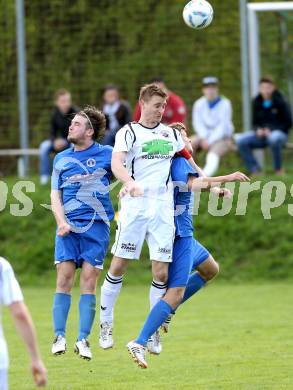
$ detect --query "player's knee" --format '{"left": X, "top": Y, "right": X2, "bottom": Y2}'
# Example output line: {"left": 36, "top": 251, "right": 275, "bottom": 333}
{"left": 56, "top": 272, "right": 74, "bottom": 292}
{"left": 204, "top": 261, "right": 220, "bottom": 281}
{"left": 152, "top": 269, "right": 168, "bottom": 284}
{"left": 110, "top": 257, "right": 127, "bottom": 277}
{"left": 80, "top": 272, "right": 99, "bottom": 291}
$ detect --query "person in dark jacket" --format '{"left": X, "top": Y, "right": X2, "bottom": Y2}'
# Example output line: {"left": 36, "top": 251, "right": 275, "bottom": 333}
{"left": 236, "top": 77, "right": 292, "bottom": 175}
{"left": 39, "top": 89, "right": 79, "bottom": 185}
{"left": 100, "top": 85, "right": 131, "bottom": 146}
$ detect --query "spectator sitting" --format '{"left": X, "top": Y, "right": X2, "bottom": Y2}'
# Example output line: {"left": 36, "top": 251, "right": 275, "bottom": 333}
{"left": 133, "top": 77, "right": 187, "bottom": 125}
{"left": 39, "top": 89, "right": 78, "bottom": 185}
{"left": 190, "top": 76, "right": 234, "bottom": 176}
{"left": 236, "top": 76, "right": 292, "bottom": 176}
{"left": 101, "top": 84, "right": 131, "bottom": 146}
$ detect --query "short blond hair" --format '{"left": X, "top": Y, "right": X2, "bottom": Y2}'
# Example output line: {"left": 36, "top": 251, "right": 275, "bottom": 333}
{"left": 139, "top": 83, "right": 167, "bottom": 102}
{"left": 54, "top": 88, "right": 70, "bottom": 101}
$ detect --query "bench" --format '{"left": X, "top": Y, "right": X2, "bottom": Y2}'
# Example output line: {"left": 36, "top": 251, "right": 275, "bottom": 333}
{"left": 0, "top": 149, "right": 40, "bottom": 177}
{"left": 233, "top": 133, "right": 293, "bottom": 169}
{"left": 0, "top": 143, "right": 292, "bottom": 177}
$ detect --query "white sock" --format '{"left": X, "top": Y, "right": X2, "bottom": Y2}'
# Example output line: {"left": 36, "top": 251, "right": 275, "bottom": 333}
{"left": 149, "top": 280, "right": 167, "bottom": 310}
{"left": 203, "top": 152, "right": 220, "bottom": 176}
{"left": 100, "top": 272, "right": 123, "bottom": 325}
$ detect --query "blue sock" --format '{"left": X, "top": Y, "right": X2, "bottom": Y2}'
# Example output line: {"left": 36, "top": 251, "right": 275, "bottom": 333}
{"left": 78, "top": 294, "right": 96, "bottom": 341}
{"left": 136, "top": 300, "right": 173, "bottom": 346}
{"left": 53, "top": 293, "right": 71, "bottom": 337}
{"left": 181, "top": 272, "right": 206, "bottom": 305}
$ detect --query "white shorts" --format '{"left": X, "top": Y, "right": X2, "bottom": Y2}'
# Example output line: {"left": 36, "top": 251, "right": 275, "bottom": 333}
{"left": 111, "top": 196, "right": 175, "bottom": 262}
{"left": 0, "top": 369, "right": 8, "bottom": 390}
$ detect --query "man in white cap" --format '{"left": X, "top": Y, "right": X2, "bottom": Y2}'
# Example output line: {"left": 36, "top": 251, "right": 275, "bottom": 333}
{"left": 191, "top": 76, "right": 234, "bottom": 176}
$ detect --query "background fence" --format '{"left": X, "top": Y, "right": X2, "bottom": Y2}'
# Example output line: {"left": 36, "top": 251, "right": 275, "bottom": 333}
{"left": 0, "top": 0, "right": 293, "bottom": 152}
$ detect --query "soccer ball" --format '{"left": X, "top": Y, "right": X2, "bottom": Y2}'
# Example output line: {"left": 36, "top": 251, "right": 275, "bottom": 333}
{"left": 183, "top": 0, "right": 214, "bottom": 29}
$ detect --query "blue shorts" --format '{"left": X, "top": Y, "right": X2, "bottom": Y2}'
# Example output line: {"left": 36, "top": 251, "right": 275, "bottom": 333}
{"left": 54, "top": 220, "right": 110, "bottom": 269}
{"left": 168, "top": 237, "right": 210, "bottom": 288}
{"left": 191, "top": 239, "right": 210, "bottom": 269}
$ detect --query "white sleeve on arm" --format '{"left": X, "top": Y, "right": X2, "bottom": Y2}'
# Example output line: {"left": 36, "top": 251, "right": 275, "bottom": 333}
{"left": 113, "top": 125, "right": 135, "bottom": 153}
{"left": 1, "top": 262, "right": 23, "bottom": 306}
{"left": 175, "top": 130, "right": 185, "bottom": 152}
{"left": 208, "top": 99, "right": 234, "bottom": 145}
{"left": 192, "top": 100, "right": 208, "bottom": 139}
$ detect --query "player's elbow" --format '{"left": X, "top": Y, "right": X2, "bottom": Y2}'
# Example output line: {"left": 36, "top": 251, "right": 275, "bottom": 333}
{"left": 189, "top": 178, "right": 209, "bottom": 192}
{"left": 10, "top": 301, "right": 29, "bottom": 322}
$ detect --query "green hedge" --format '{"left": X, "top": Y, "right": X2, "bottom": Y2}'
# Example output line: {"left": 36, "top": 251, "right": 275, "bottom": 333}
{"left": 1, "top": 174, "right": 293, "bottom": 285}
{"left": 1, "top": 0, "right": 292, "bottom": 149}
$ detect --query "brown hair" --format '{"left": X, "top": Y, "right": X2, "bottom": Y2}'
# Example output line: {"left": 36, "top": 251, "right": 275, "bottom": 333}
{"left": 54, "top": 88, "right": 70, "bottom": 101}
{"left": 259, "top": 76, "right": 275, "bottom": 85}
{"left": 139, "top": 83, "right": 168, "bottom": 102}
{"left": 78, "top": 105, "right": 106, "bottom": 141}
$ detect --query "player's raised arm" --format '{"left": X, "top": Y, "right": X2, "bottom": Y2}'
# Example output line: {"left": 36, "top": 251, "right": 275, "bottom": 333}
{"left": 187, "top": 171, "right": 250, "bottom": 192}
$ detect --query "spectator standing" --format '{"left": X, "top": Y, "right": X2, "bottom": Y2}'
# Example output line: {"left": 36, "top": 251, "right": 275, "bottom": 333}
{"left": 133, "top": 78, "right": 187, "bottom": 125}
{"left": 101, "top": 85, "right": 131, "bottom": 146}
{"left": 191, "top": 77, "right": 234, "bottom": 176}
{"left": 236, "top": 77, "right": 292, "bottom": 176}
{"left": 39, "top": 89, "right": 78, "bottom": 185}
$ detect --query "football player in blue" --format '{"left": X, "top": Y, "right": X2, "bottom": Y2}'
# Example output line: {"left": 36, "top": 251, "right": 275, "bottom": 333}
{"left": 50, "top": 106, "right": 114, "bottom": 360}
{"left": 127, "top": 122, "right": 249, "bottom": 368}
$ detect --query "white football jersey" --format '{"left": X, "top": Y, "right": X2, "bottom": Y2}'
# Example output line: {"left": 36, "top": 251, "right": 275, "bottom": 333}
{"left": 0, "top": 257, "right": 23, "bottom": 369}
{"left": 113, "top": 122, "right": 185, "bottom": 201}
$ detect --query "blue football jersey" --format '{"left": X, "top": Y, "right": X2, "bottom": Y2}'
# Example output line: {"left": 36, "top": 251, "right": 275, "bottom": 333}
{"left": 51, "top": 143, "right": 114, "bottom": 223}
{"left": 171, "top": 157, "right": 198, "bottom": 237}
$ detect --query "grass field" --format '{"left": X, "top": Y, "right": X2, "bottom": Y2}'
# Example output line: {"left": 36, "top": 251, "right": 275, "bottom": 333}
{"left": 3, "top": 283, "right": 293, "bottom": 390}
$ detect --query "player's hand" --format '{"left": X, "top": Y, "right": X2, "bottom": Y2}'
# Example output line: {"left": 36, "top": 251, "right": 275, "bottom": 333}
{"left": 211, "top": 187, "right": 232, "bottom": 198}
{"left": 31, "top": 358, "right": 47, "bottom": 387}
{"left": 256, "top": 128, "right": 265, "bottom": 138}
{"left": 119, "top": 181, "right": 144, "bottom": 198}
{"left": 225, "top": 171, "right": 250, "bottom": 182}
{"left": 57, "top": 222, "right": 71, "bottom": 236}
{"left": 263, "top": 127, "right": 271, "bottom": 136}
